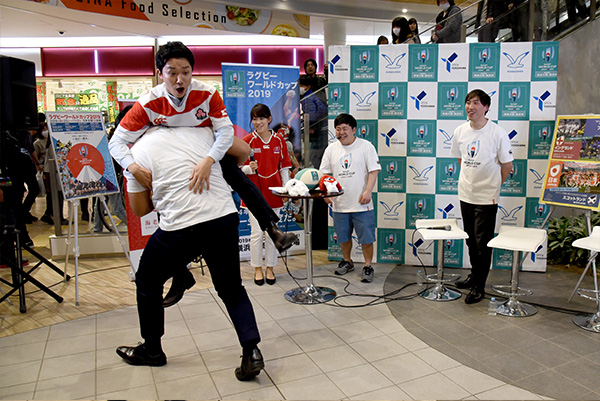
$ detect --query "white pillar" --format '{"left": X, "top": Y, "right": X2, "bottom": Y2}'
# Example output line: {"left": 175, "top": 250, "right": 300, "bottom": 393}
{"left": 323, "top": 18, "right": 346, "bottom": 66}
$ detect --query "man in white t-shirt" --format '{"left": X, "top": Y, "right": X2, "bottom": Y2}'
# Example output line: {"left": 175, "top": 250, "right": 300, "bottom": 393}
{"left": 320, "top": 113, "right": 381, "bottom": 283}
{"left": 451, "top": 89, "right": 514, "bottom": 304}
{"left": 114, "top": 126, "right": 264, "bottom": 382}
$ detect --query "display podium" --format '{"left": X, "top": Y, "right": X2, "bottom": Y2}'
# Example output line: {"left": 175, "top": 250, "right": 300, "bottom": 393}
{"left": 273, "top": 190, "right": 343, "bottom": 304}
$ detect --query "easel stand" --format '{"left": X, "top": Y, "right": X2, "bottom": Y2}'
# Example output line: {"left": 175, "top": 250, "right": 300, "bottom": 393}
{"left": 64, "top": 197, "right": 134, "bottom": 305}
{"left": 568, "top": 209, "right": 595, "bottom": 302}
{"left": 0, "top": 226, "right": 70, "bottom": 313}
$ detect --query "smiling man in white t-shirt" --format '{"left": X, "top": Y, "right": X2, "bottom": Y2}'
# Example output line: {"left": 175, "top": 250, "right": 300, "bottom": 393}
{"left": 450, "top": 89, "right": 513, "bottom": 304}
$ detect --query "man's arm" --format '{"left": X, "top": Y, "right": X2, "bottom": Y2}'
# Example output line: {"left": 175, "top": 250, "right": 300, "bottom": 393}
{"left": 128, "top": 190, "right": 154, "bottom": 217}
{"left": 359, "top": 170, "right": 379, "bottom": 205}
{"left": 501, "top": 161, "right": 513, "bottom": 183}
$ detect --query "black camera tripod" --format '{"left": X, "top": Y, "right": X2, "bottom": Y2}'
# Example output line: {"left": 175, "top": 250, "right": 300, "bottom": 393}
{"left": 0, "top": 225, "right": 71, "bottom": 313}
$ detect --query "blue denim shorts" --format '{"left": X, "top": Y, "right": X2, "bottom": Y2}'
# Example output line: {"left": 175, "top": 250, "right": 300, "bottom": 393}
{"left": 332, "top": 210, "right": 376, "bottom": 244}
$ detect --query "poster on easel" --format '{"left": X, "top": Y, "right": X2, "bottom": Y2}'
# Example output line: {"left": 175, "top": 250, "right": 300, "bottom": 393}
{"left": 540, "top": 115, "right": 600, "bottom": 211}
{"left": 46, "top": 111, "right": 120, "bottom": 201}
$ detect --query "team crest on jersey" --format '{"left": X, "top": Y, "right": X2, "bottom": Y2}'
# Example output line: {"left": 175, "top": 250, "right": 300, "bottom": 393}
{"left": 196, "top": 108, "right": 208, "bottom": 120}
{"left": 273, "top": 146, "right": 281, "bottom": 154}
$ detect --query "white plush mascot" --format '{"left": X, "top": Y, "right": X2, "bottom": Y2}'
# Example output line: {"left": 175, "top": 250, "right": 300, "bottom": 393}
{"left": 284, "top": 179, "right": 310, "bottom": 196}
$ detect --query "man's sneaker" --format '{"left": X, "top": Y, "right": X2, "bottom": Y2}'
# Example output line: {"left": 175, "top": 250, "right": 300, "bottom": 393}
{"left": 335, "top": 260, "right": 354, "bottom": 275}
{"left": 361, "top": 266, "right": 374, "bottom": 283}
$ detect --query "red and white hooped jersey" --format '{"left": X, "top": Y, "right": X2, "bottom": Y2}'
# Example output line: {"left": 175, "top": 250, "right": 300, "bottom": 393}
{"left": 242, "top": 131, "right": 292, "bottom": 208}
{"left": 110, "top": 79, "right": 233, "bottom": 170}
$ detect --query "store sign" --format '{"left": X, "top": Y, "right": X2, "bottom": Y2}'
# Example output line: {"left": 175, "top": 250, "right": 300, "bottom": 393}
{"left": 26, "top": 0, "right": 310, "bottom": 38}
{"left": 55, "top": 91, "right": 100, "bottom": 111}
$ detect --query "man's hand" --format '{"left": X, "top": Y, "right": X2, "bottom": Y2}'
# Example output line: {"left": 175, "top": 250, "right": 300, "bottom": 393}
{"left": 324, "top": 197, "right": 334, "bottom": 205}
{"left": 128, "top": 163, "right": 153, "bottom": 191}
{"left": 486, "top": 17, "right": 494, "bottom": 24}
{"left": 358, "top": 191, "right": 372, "bottom": 205}
{"left": 189, "top": 157, "right": 215, "bottom": 194}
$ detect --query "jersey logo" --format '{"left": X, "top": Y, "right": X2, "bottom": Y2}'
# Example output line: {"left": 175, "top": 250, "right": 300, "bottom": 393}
{"left": 196, "top": 108, "right": 208, "bottom": 120}
{"left": 153, "top": 117, "right": 167, "bottom": 125}
{"left": 273, "top": 146, "right": 281, "bottom": 154}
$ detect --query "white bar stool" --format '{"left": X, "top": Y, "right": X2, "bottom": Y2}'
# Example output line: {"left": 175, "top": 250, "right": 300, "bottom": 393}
{"left": 487, "top": 226, "right": 547, "bottom": 317}
{"left": 415, "top": 219, "right": 468, "bottom": 301}
{"left": 570, "top": 226, "right": 600, "bottom": 332}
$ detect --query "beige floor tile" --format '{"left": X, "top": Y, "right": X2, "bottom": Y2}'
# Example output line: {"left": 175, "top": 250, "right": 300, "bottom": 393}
{"left": 211, "top": 366, "right": 274, "bottom": 397}
{"left": 326, "top": 363, "right": 394, "bottom": 397}
{"left": 349, "top": 334, "right": 409, "bottom": 362}
{"left": 96, "top": 363, "right": 154, "bottom": 395}
{"left": 331, "top": 320, "right": 385, "bottom": 344}
{"left": 442, "top": 365, "right": 507, "bottom": 395}
{"left": 290, "top": 328, "right": 345, "bottom": 352}
{"left": 414, "top": 347, "right": 463, "bottom": 371}
{"left": 33, "top": 371, "right": 95, "bottom": 400}
{"left": 192, "top": 326, "right": 240, "bottom": 352}
{"left": 43, "top": 333, "right": 95, "bottom": 359}
{"left": 265, "top": 353, "right": 323, "bottom": 384}
{"left": 348, "top": 384, "right": 412, "bottom": 400}
{"left": 151, "top": 352, "right": 208, "bottom": 383}
{"left": 220, "top": 384, "right": 283, "bottom": 400}
{"left": 154, "top": 372, "right": 220, "bottom": 399}
{"left": 372, "top": 353, "right": 437, "bottom": 384}
{"left": 400, "top": 372, "right": 471, "bottom": 400}
{"left": 97, "top": 383, "right": 159, "bottom": 400}
{"left": 475, "top": 384, "right": 543, "bottom": 400}
{"left": 0, "top": 382, "right": 36, "bottom": 399}
{"left": 0, "top": 340, "right": 46, "bottom": 366}
{"left": 308, "top": 344, "right": 367, "bottom": 373}
{"left": 278, "top": 373, "right": 346, "bottom": 400}
{"left": 277, "top": 313, "right": 327, "bottom": 335}
{"left": 38, "top": 350, "right": 96, "bottom": 381}
{"left": 260, "top": 335, "right": 304, "bottom": 360}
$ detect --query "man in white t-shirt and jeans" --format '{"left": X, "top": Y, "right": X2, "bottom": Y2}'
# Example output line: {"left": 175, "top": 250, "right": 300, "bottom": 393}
{"left": 451, "top": 89, "right": 514, "bottom": 304}
{"left": 114, "top": 126, "right": 264, "bottom": 382}
{"left": 320, "top": 113, "right": 381, "bottom": 283}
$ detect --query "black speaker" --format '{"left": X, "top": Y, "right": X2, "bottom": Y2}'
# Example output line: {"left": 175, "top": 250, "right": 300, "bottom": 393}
{"left": 0, "top": 56, "right": 38, "bottom": 131}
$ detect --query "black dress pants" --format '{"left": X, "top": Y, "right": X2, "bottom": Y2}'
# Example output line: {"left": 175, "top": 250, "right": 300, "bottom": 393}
{"left": 460, "top": 201, "right": 498, "bottom": 289}
{"left": 219, "top": 155, "right": 278, "bottom": 231}
{"left": 136, "top": 212, "right": 260, "bottom": 348}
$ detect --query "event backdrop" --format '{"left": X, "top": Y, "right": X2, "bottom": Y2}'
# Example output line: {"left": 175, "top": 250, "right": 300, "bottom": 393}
{"left": 326, "top": 42, "right": 559, "bottom": 272}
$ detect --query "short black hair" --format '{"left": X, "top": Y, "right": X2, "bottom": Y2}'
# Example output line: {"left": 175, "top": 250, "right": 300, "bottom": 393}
{"left": 334, "top": 113, "right": 357, "bottom": 129}
{"left": 304, "top": 58, "right": 317, "bottom": 71}
{"left": 465, "top": 89, "right": 491, "bottom": 109}
{"left": 377, "top": 35, "right": 389, "bottom": 45}
{"left": 250, "top": 103, "right": 272, "bottom": 119}
{"left": 155, "top": 41, "right": 195, "bottom": 72}
{"left": 437, "top": 0, "right": 456, "bottom": 6}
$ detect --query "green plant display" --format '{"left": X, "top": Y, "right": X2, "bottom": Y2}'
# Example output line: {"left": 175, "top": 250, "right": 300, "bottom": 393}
{"left": 547, "top": 211, "right": 600, "bottom": 266}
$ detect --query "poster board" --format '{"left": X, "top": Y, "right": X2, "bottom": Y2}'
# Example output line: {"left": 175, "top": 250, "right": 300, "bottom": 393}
{"left": 540, "top": 115, "right": 600, "bottom": 211}
{"left": 46, "top": 112, "right": 120, "bottom": 201}
{"left": 222, "top": 63, "right": 305, "bottom": 260}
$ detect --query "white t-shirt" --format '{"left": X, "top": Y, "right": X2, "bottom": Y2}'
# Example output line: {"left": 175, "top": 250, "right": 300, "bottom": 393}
{"left": 450, "top": 119, "right": 514, "bottom": 205}
{"left": 320, "top": 137, "right": 381, "bottom": 213}
{"left": 124, "top": 126, "right": 236, "bottom": 231}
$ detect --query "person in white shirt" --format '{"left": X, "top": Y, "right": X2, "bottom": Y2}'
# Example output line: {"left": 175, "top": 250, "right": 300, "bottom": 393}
{"left": 114, "top": 126, "right": 264, "bottom": 381}
{"left": 451, "top": 89, "right": 514, "bottom": 304}
{"left": 320, "top": 113, "right": 381, "bottom": 283}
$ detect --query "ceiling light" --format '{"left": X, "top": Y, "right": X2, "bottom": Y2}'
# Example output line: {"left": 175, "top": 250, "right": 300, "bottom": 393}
{"left": 402, "top": 9, "right": 408, "bottom": 13}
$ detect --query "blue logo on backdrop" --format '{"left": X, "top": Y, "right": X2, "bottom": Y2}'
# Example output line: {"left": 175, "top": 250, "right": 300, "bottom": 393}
{"left": 543, "top": 46, "right": 555, "bottom": 62}
{"left": 535, "top": 203, "right": 547, "bottom": 216}
{"left": 329, "top": 54, "right": 341, "bottom": 74}
{"left": 379, "top": 200, "right": 403, "bottom": 216}
{"left": 359, "top": 50, "right": 371, "bottom": 64}
{"left": 387, "top": 161, "right": 398, "bottom": 175}
{"left": 409, "top": 165, "right": 434, "bottom": 181}
{"left": 381, "top": 128, "right": 397, "bottom": 147}
{"left": 352, "top": 90, "right": 377, "bottom": 107}
{"left": 418, "top": 49, "right": 430, "bottom": 63}
{"left": 503, "top": 51, "right": 530, "bottom": 68}
{"left": 437, "top": 203, "right": 455, "bottom": 218}
{"left": 358, "top": 124, "right": 370, "bottom": 139}
{"left": 381, "top": 53, "right": 406, "bottom": 69}
{"left": 479, "top": 48, "right": 492, "bottom": 63}
{"left": 509, "top": 87, "right": 521, "bottom": 102}
{"left": 439, "top": 128, "right": 453, "bottom": 145}
{"left": 410, "top": 90, "right": 427, "bottom": 110}
{"left": 415, "top": 198, "right": 427, "bottom": 212}
{"left": 441, "top": 52, "right": 459, "bottom": 72}
{"left": 508, "top": 129, "right": 518, "bottom": 140}
{"left": 533, "top": 90, "right": 551, "bottom": 111}
{"left": 331, "top": 87, "right": 341, "bottom": 101}
{"left": 488, "top": 90, "right": 497, "bottom": 99}
{"left": 498, "top": 205, "right": 523, "bottom": 221}
{"left": 446, "top": 87, "right": 458, "bottom": 101}
{"left": 230, "top": 72, "right": 240, "bottom": 84}
{"left": 387, "top": 87, "right": 399, "bottom": 101}
{"left": 416, "top": 124, "right": 428, "bottom": 139}
{"left": 530, "top": 168, "right": 545, "bottom": 184}
{"left": 445, "top": 162, "right": 457, "bottom": 177}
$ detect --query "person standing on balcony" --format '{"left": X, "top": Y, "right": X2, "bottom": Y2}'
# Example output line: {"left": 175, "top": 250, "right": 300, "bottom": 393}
{"left": 476, "top": 0, "right": 508, "bottom": 42}
{"left": 432, "top": 0, "right": 463, "bottom": 43}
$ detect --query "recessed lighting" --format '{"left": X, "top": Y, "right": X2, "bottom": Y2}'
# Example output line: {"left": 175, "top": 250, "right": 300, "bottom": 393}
{"left": 402, "top": 8, "right": 408, "bottom": 13}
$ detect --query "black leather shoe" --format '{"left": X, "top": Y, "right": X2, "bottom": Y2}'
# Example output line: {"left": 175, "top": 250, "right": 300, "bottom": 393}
{"left": 163, "top": 269, "right": 196, "bottom": 308}
{"left": 465, "top": 287, "right": 485, "bottom": 304}
{"left": 266, "top": 276, "right": 276, "bottom": 285}
{"left": 116, "top": 343, "right": 167, "bottom": 366}
{"left": 254, "top": 277, "right": 265, "bottom": 286}
{"left": 235, "top": 347, "right": 264, "bottom": 381}
{"left": 455, "top": 274, "right": 474, "bottom": 289}
{"left": 266, "top": 223, "right": 299, "bottom": 254}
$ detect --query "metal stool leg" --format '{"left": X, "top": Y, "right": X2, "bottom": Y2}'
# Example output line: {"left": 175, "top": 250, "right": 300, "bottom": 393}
{"left": 495, "top": 250, "right": 537, "bottom": 317}
{"left": 420, "top": 239, "right": 461, "bottom": 301}
{"left": 573, "top": 252, "right": 600, "bottom": 332}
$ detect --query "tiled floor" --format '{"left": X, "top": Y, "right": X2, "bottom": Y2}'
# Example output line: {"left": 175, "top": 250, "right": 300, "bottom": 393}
{"left": 0, "top": 260, "right": 574, "bottom": 401}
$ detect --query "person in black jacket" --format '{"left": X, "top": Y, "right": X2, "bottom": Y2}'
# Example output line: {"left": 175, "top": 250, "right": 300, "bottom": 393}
{"left": 432, "top": 0, "right": 463, "bottom": 43}
{"left": 476, "top": 0, "right": 508, "bottom": 42}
